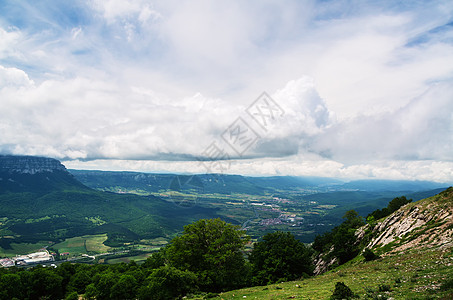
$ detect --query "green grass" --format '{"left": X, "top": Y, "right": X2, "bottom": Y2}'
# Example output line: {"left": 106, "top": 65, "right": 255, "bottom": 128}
{"left": 52, "top": 234, "right": 110, "bottom": 256}
{"left": 211, "top": 247, "right": 453, "bottom": 299}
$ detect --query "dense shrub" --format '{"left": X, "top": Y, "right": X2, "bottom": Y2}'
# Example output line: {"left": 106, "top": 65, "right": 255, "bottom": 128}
{"left": 331, "top": 281, "right": 356, "bottom": 299}
{"left": 363, "top": 248, "right": 379, "bottom": 261}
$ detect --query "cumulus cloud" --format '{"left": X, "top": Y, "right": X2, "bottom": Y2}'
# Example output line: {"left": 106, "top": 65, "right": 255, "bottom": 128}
{"left": 310, "top": 82, "right": 453, "bottom": 163}
{"left": 0, "top": 0, "right": 452, "bottom": 182}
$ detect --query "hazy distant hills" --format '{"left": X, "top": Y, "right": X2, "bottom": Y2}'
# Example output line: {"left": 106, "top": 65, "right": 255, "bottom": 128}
{"left": 70, "top": 169, "right": 448, "bottom": 195}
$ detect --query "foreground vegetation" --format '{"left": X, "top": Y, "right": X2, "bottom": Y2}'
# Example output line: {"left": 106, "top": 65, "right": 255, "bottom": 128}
{"left": 215, "top": 247, "right": 453, "bottom": 299}
{"left": 0, "top": 207, "right": 451, "bottom": 299}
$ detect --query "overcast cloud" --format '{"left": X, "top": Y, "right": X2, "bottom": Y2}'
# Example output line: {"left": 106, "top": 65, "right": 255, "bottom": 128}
{"left": 0, "top": 0, "right": 452, "bottom": 182}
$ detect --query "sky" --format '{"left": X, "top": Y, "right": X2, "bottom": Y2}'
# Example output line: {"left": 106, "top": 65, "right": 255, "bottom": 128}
{"left": 0, "top": 0, "right": 452, "bottom": 182}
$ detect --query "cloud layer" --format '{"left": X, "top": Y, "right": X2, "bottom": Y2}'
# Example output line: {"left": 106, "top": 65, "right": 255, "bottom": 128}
{"left": 0, "top": 0, "right": 452, "bottom": 182}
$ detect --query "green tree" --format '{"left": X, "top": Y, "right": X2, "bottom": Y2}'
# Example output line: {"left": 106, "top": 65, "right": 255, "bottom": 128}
{"left": 56, "top": 262, "right": 77, "bottom": 294}
{"left": 166, "top": 218, "right": 250, "bottom": 291}
{"left": 83, "top": 283, "right": 97, "bottom": 300}
{"left": 142, "top": 248, "right": 165, "bottom": 270}
{"left": 250, "top": 231, "right": 313, "bottom": 285}
{"left": 27, "top": 266, "right": 64, "bottom": 300}
{"left": 138, "top": 266, "right": 197, "bottom": 300}
{"left": 67, "top": 268, "right": 92, "bottom": 294}
{"left": 0, "top": 273, "right": 23, "bottom": 300}
{"left": 368, "top": 196, "right": 412, "bottom": 220}
{"left": 93, "top": 272, "right": 117, "bottom": 300}
{"left": 110, "top": 274, "right": 137, "bottom": 300}
{"left": 313, "top": 210, "right": 365, "bottom": 265}
{"left": 331, "top": 210, "right": 364, "bottom": 264}
{"left": 342, "top": 210, "right": 365, "bottom": 228}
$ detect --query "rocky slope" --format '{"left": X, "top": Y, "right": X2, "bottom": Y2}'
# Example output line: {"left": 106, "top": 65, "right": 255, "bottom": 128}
{"left": 363, "top": 187, "right": 453, "bottom": 254}
{"left": 314, "top": 187, "right": 453, "bottom": 275}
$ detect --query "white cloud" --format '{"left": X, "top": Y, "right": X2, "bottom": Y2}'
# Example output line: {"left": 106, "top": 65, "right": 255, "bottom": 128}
{"left": 0, "top": 65, "right": 34, "bottom": 88}
{"left": 0, "top": 1, "right": 452, "bottom": 182}
{"left": 91, "top": 0, "right": 161, "bottom": 24}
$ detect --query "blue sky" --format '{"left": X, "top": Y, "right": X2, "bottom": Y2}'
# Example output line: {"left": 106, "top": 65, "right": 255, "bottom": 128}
{"left": 0, "top": 0, "right": 452, "bottom": 182}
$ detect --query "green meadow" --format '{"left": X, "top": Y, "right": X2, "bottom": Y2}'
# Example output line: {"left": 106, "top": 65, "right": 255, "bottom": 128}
{"left": 52, "top": 234, "right": 110, "bottom": 256}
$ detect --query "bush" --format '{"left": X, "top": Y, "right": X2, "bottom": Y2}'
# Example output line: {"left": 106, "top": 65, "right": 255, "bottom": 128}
{"left": 378, "top": 284, "right": 391, "bottom": 292}
{"left": 441, "top": 278, "right": 453, "bottom": 291}
{"left": 363, "top": 248, "right": 379, "bottom": 261}
{"left": 331, "top": 281, "right": 355, "bottom": 299}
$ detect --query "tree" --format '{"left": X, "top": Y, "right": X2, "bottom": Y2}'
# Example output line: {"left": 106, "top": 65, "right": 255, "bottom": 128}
{"left": 83, "top": 283, "right": 97, "bottom": 300}
{"left": 138, "top": 266, "right": 197, "bottom": 300}
{"left": 249, "top": 231, "right": 313, "bottom": 285}
{"left": 0, "top": 273, "right": 23, "bottom": 300}
{"left": 67, "top": 268, "right": 92, "bottom": 294}
{"left": 166, "top": 218, "right": 250, "bottom": 291}
{"left": 313, "top": 210, "right": 366, "bottom": 265}
{"left": 27, "top": 266, "right": 64, "bottom": 300}
{"left": 142, "top": 248, "right": 165, "bottom": 270}
{"left": 93, "top": 272, "right": 117, "bottom": 300}
{"left": 368, "top": 196, "right": 412, "bottom": 220}
{"left": 342, "top": 210, "right": 365, "bottom": 228}
{"left": 110, "top": 274, "right": 137, "bottom": 300}
{"left": 331, "top": 210, "right": 365, "bottom": 264}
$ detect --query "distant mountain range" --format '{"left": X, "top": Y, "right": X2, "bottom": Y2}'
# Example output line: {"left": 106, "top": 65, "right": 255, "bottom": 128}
{"left": 70, "top": 169, "right": 448, "bottom": 195}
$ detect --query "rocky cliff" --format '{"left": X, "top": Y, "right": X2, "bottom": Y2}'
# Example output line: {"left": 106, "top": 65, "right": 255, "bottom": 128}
{"left": 363, "top": 187, "right": 453, "bottom": 254}
{"left": 0, "top": 155, "right": 67, "bottom": 174}
{"left": 0, "top": 155, "right": 86, "bottom": 193}
{"left": 313, "top": 187, "right": 453, "bottom": 275}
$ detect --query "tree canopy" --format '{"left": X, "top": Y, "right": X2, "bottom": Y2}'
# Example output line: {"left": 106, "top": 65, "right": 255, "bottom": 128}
{"left": 249, "top": 231, "right": 313, "bottom": 285}
{"left": 165, "top": 218, "right": 250, "bottom": 291}
{"left": 367, "top": 196, "right": 412, "bottom": 221}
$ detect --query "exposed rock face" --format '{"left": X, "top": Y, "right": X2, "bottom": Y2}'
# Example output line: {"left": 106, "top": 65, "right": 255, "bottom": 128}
{"left": 313, "top": 247, "right": 337, "bottom": 275}
{"left": 313, "top": 188, "right": 453, "bottom": 275}
{"left": 366, "top": 187, "right": 453, "bottom": 254}
{"left": 0, "top": 155, "right": 67, "bottom": 174}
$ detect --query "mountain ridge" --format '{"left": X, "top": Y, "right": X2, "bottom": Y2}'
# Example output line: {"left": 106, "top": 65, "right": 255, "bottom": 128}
{"left": 0, "top": 155, "right": 66, "bottom": 174}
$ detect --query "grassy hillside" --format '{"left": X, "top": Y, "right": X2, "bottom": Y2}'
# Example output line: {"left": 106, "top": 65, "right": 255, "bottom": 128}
{"left": 214, "top": 247, "right": 453, "bottom": 299}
